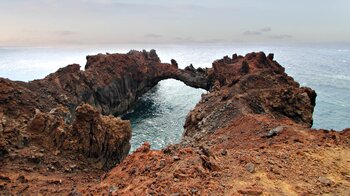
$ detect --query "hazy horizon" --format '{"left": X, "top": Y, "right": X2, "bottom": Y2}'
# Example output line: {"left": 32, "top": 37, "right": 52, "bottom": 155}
{"left": 1, "top": 0, "right": 349, "bottom": 46}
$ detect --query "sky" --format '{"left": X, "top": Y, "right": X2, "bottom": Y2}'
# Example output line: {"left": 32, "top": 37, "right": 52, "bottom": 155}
{"left": 0, "top": 0, "right": 349, "bottom": 46}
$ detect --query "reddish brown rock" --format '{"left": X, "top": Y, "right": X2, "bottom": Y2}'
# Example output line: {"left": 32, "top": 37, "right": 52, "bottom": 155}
{"left": 0, "top": 50, "right": 208, "bottom": 122}
{"left": 0, "top": 50, "right": 210, "bottom": 195}
{"left": 90, "top": 52, "right": 349, "bottom": 195}
{"left": 70, "top": 104, "right": 131, "bottom": 169}
{"left": 25, "top": 104, "right": 131, "bottom": 170}
{"left": 0, "top": 49, "right": 208, "bottom": 170}
{"left": 183, "top": 52, "right": 316, "bottom": 139}
{"left": 26, "top": 107, "right": 69, "bottom": 150}
{"left": 0, "top": 50, "right": 349, "bottom": 195}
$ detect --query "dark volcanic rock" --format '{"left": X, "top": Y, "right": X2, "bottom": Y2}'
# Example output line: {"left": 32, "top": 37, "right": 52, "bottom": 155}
{"left": 241, "top": 61, "right": 250, "bottom": 74}
{"left": 1, "top": 50, "right": 349, "bottom": 195}
{"left": 183, "top": 52, "right": 316, "bottom": 139}
{"left": 0, "top": 50, "right": 209, "bottom": 169}
{"left": 171, "top": 59, "right": 178, "bottom": 68}
{"left": 0, "top": 138, "right": 7, "bottom": 157}
{"left": 92, "top": 52, "right": 349, "bottom": 195}
{"left": 245, "top": 162, "right": 255, "bottom": 173}
{"left": 266, "top": 126, "right": 284, "bottom": 138}
{"left": 0, "top": 50, "right": 209, "bottom": 120}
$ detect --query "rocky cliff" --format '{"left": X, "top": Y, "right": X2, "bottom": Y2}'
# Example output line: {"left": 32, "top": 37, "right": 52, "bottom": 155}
{"left": 0, "top": 50, "right": 349, "bottom": 195}
{"left": 90, "top": 52, "right": 349, "bottom": 195}
{"left": 183, "top": 52, "right": 316, "bottom": 142}
{"left": 0, "top": 50, "right": 208, "bottom": 171}
{"left": 0, "top": 50, "right": 210, "bottom": 194}
{"left": 0, "top": 50, "right": 208, "bottom": 118}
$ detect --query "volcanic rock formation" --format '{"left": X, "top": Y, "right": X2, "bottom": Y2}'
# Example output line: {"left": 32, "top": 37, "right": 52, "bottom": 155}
{"left": 0, "top": 50, "right": 208, "bottom": 170}
{"left": 0, "top": 50, "right": 349, "bottom": 195}
{"left": 89, "top": 52, "right": 349, "bottom": 195}
{"left": 183, "top": 52, "right": 316, "bottom": 141}
{"left": 0, "top": 50, "right": 208, "bottom": 118}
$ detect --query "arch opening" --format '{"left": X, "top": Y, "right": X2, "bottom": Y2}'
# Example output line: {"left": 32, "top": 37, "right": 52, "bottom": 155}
{"left": 122, "top": 79, "right": 205, "bottom": 152}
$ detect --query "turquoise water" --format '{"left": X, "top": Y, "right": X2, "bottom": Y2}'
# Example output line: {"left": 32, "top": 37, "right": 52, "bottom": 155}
{"left": 0, "top": 44, "right": 349, "bottom": 151}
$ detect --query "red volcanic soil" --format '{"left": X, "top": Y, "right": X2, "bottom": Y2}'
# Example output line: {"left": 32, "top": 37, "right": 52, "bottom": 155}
{"left": 93, "top": 117, "right": 350, "bottom": 195}
{"left": 0, "top": 50, "right": 349, "bottom": 195}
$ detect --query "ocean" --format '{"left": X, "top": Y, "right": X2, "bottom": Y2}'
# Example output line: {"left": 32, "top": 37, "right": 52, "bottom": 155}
{"left": 0, "top": 43, "right": 349, "bottom": 151}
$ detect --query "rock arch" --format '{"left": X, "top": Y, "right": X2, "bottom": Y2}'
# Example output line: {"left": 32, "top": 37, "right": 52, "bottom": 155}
{"left": 48, "top": 49, "right": 211, "bottom": 116}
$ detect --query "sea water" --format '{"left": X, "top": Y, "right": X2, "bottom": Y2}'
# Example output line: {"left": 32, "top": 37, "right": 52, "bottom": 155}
{"left": 0, "top": 43, "right": 349, "bottom": 151}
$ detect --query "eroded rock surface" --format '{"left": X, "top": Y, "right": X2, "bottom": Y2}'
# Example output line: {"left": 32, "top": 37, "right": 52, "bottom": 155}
{"left": 0, "top": 50, "right": 349, "bottom": 195}
{"left": 0, "top": 49, "right": 208, "bottom": 172}
{"left": 0, "top": 50, "right": 208, "bottom": 119}
{"left": 90, "top": 52, "right": 349, "bottom": 195}
{"left": 71, "top": 104, "right": 131, "bottom": 169}
{"left": 26, "top": 104, "right": 131, "bottom": 170}
{"left": 183, "top": 52, "right": 316, "bottom": 141}
{"left": 0, "top": 50, "right": 209, "bottom": 194}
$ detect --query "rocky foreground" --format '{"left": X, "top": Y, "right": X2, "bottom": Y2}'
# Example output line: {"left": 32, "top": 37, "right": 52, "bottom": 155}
{"left": 0, "top": 50, "right": 349, "bottom": 195}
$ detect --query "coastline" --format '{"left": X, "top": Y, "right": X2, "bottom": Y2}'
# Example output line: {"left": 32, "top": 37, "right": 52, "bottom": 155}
{"left": 0, "top": 50, "right": 349, "bottom": 195}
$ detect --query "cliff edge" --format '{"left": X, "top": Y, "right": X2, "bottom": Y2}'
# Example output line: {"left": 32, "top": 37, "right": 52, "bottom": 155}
{"left": 0, "top": 50, "right": 349, "bottom": 195}
{"left": 92, "top": 52, "right": 350, "bottom": 195}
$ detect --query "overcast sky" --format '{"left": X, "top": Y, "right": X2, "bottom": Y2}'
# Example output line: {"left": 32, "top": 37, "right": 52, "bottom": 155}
{"left": 0, "top": 0, "right": 349, "bottom": 46}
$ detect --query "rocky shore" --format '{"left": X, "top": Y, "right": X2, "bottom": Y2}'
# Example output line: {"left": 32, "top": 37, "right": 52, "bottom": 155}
{"left": 0, "top": 50, "right": 349, "bottom": 195}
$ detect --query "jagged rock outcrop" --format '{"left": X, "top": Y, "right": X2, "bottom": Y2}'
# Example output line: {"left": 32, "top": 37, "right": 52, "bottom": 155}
{"left": 0, "top": 50, "right": 211, "bottom": 195}
{"left": 70, "top": 104, "right": 131, "bottom": 169}
{"left": 0, "top": 50, "right": 208, "bottom": 169}
{"left": 89, "top": 52, "right": 349, "bottom": 195}
{"left": 79, "top": 49, "right": 209, "bottom": 115}
{"left": 183, "top": 52, "right": 316, "bottom": 140}
{"left": 26, "top": 104, "right": 131, "bottom": 170}
{"left": 0, "top": 50, "right": 349, "bottom": 195}
{"left": 0, "top": 50, "right": 208, "bottom": 119}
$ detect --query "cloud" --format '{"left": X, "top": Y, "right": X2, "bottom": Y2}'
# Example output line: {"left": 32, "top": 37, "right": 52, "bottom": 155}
{"left": 144, "top": 34, "right": 163, "bottom": 39}
{"left": 269, "top": 34, "right": 293, "bottom": 39}
{"left": 171, "top": 37, "right": 225, "bottom": 44}
{"left": 243, "top": 27, "right": 272, "bottom": 36}
{"left": 260, "top": 27, "right": 272, "bottom": 32}
{"left": 172, "top": 37, "right": 196, "bottom": 43}
{"left": 202, "top": 38, "right": 225, "bottom": 43}
{"left": 243, "top": 27, "right": 293, "bottom": 41}
{"left": 78, "top": 0, "right": 207, "bottom": 13}
{"left": 243, "top": 30, "right": 263, "bottom": 36}
{"left": 52, "top": 30, "right": 76, "bottom": 36}
{"left": 78, "top": 0, "right": 115, "bottom": 5}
